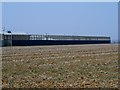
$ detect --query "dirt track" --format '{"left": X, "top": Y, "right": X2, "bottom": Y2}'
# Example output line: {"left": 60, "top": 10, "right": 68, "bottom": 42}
{"left": 2, "top": 44, "right": 118, "bottom": 88}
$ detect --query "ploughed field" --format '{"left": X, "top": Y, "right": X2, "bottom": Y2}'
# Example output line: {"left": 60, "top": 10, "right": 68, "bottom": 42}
{"left": 2, "top": 44, "right": 118, "bottom": 88}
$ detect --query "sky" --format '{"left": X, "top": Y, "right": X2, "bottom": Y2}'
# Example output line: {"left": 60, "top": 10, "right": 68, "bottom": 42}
{"left": 2, "top": 2, "right": 118, "bottom": 41}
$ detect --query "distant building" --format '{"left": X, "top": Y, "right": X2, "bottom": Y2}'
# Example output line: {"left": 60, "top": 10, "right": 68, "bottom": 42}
{"left": 0, "top": 33, "right": 111, "bottom": 46}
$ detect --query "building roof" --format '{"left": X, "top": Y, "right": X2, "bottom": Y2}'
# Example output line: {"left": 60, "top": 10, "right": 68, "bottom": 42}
{"left": 0, "top": 32, "right": 27, "bottom": 35}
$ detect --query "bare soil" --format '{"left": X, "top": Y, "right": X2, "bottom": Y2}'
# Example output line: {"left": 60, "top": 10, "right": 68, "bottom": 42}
{"left": 2, "top": 44, "right": 119, "bottom": 88}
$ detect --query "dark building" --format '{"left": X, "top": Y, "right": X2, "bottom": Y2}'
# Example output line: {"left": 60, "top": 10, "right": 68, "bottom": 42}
{"left": 0, "top": 33, "right": 111, "bottom": 46}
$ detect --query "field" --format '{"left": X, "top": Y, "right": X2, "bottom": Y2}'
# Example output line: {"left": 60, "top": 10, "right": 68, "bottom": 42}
{"left": 2, "top": 44, "right": 118, "bottom": 88}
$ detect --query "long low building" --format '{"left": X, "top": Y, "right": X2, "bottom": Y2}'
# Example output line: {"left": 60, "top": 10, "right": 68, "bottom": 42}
{"left": 0, "top": 33, "right": 111, "bottom": 46}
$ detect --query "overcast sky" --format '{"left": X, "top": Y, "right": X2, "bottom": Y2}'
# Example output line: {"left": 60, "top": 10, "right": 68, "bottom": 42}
{"left": 2, "top": 2, "right": 118, "bottom": 41}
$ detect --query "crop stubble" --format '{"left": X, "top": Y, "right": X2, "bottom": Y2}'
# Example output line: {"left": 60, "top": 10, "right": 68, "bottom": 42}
{"left": 2, "top": 44, "right": 118, "bottom": 88}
